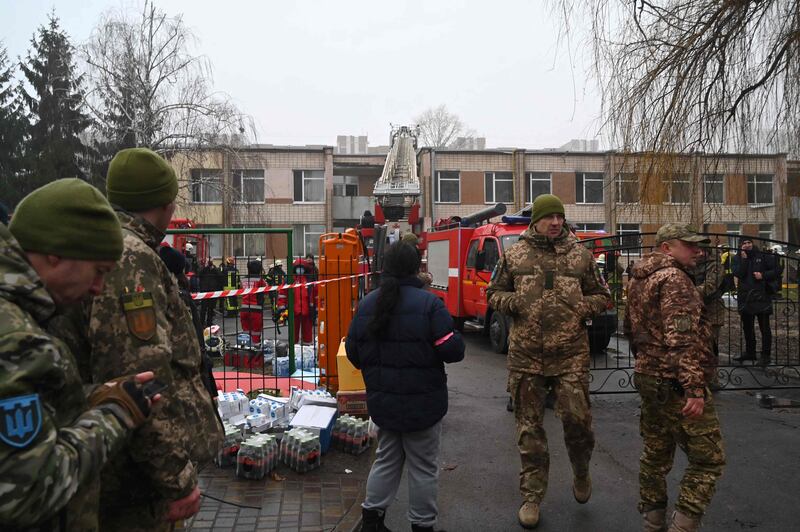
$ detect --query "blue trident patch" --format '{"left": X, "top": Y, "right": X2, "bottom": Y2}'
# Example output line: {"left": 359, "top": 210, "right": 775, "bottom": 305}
{"left": 0, "top": 394, "right": 42, "bottom": 449}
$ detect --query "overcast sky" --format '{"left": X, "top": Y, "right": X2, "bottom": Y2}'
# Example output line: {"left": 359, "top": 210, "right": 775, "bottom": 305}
{"left": 0, "top": 0, "right": 603, "bottom": 149}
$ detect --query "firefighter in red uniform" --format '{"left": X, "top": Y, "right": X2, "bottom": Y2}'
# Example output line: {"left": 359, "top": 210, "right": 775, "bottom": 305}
{"left": 240, "top": 260, "right": 267, "bottom": 345}
{"left": 284, "top": 258, "right": 317, "bottom": 343}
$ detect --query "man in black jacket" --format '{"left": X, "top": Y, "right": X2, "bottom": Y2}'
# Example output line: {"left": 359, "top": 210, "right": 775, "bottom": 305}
{"left": 159, "top": 247, "right": 218, "bottom": 399}
{"left": 732, "top": 239, "right": 778, "bottom": 366}
{"left": 198, "top": 259, "right": 222, "bottom": 327}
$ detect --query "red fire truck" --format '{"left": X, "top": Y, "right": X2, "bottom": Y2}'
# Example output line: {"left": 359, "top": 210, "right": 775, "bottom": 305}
{"left": 163, "top": 219, "right": 209, "bottom": 257}
{"left": 424, "top": 204, "right": 618, "bottom": 354}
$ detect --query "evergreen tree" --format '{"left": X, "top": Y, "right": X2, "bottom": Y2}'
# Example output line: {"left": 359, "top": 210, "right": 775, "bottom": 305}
{"left": 20, "top": 14, "right": 92, "bottom": 190}
{"left": 0, "top": 44, "right": 28, "bottom": 208}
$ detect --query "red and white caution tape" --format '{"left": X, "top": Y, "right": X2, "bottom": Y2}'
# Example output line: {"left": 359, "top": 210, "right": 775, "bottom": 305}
{"left": 190, "top": 272, "right": 374, "bottom": 300}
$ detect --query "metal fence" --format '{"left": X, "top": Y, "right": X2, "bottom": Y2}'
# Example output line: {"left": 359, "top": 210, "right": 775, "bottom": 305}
{"left": 166, "top": 226, "right": 376, "bottom": 399}
{"left": 584, "top": 233, "right": 800, "bottom": 393}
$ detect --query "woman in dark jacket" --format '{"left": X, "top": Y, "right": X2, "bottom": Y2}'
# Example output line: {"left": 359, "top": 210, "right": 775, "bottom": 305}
{"left": 346, "top": 242, "right": 465, "bottom": 532}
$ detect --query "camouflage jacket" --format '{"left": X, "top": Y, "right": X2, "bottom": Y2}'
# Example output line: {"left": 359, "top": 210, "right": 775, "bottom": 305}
{"left": 487, "top": 227, "right": 611, "bottom": 375}
{"left": 51, "top": 211, "right": 223, "bottom": 508}
{"left": 693, "top": 251, "right": 726, "bottom": 328}
{"left": 0, "top": 225, "right": 129, "bottom": 530}
{"left": 624, "top": 252, "right": 712, "bottom": 397}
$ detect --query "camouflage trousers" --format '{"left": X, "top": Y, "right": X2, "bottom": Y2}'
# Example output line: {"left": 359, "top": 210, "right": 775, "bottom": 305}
{"left": 508, "top": 371, "right": 595, "bottom": 503}
{"left": 635, "top": 373, "right": 726, "bottom": 518}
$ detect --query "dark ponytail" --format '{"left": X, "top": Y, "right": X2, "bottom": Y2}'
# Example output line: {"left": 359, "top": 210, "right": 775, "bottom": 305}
{"left": 368, "top": 241, "right": 421, "bottom": 337}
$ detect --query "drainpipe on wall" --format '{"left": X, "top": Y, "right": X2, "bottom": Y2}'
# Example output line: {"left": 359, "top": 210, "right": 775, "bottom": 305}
{"left": 222, "top": 150, "right": 232, "bottom": 256}
{"left": 514, "top": 149, "right": 525, "bottom": 212}
{"left": 605, "top": 151, "right": 616, "bottom": 234}
{"left": 324, "top": 147, "right": 334, "bottom": 232}
{"left": 777, "top": 154, "right": 788, "bottom": 241}
{"left": 430, "top": 148, "right": 437, "bottom": 223}
{"left": 690, "top": 151, "right": 702, "bottom": 229}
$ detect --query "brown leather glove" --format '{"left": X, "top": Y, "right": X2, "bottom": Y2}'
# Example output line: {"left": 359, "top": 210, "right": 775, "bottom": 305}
{"left": 88, "top": 377, "right": 152, "bottom": 429}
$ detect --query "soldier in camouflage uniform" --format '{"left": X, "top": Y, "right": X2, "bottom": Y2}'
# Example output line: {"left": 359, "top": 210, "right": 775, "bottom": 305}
{"left": 625, "top": 224, "right": 726, "bottom": 532}
{"left": 0, "top": 179, "right": 154, "bottom": 530}
{"left": 693, "top": 243, "right": 726, "bottom": 369}
{"left": 487, "top": 194, "right": 611, "bottom": 529}
{"left": 52, "top": 149, "right": 223, "bottom": 531}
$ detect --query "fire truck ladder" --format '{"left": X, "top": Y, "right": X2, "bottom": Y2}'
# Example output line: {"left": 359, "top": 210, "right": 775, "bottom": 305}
{"left": 373, "top": 125, "right": 421, "bottom": 221}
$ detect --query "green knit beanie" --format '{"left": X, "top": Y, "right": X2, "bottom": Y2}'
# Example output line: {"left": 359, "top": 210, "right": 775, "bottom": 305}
{"left": 106, "top": 148, "right": 178, "bottom": 211}
{"left": 9, "top": 178, "right": 123, "bottom": 261}
{"left": 531, "top": 194, "right": 565, "bottom": 223}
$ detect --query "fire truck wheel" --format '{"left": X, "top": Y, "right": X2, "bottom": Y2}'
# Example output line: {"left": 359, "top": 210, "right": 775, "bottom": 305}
{"left": 488, "top": 312, "right": 509, "bottom": 354}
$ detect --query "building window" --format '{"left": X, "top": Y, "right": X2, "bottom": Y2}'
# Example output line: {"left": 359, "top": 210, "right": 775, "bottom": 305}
{"left": 574, "top": 223, "right": 606, "bottom": 232}
{"left": 435, "top": 171, "right": 460, "bottom": 203}
{"left": 525, "top": 172, "right": 551, "bottom": 203}
{"left": 231, "top": 169, "right": 265, "bottom": 203}
{"left": 663, "top": 174, "right": 690, "bottom": 204}
{"left": 190, "top": 169, "right": 222, "bottom": 204}
{"left": 293, "top": 224, "right": 326, "bottom": 257}
{"left": 758, "top": 223, "right": 773, "bottom": 242}
{"left": 484, "top": 172, "right": 514, "bottom": 203}
{"left": 617, "top": 223, "right": 640, "bottom": 248}
{"left": 200, "top": 227, "right": 223, "bottom": 259}
{"left": 231, "top": 226, "right": 267, "bottom": 258}
{"left": 208, "top": 234, "right": 223, "bottom": 260}
{"left": 726, "top": 223, "right": 741, "bottom": 248}
{"left": 576, "top": 173, "right": 604, "bottom": 204}
{"left": 293, "top": 170, "right": 325, "bottom": 203}
{"left": 747, "top": 174, "right": 773, "bottom": 205}
{"left": 616, "top": 173, "right": 639, "bottom": 204}
{"left": 703, "top": 174, "right": 724, "bottom": 204}
{"left": 333, "top": 175, "right": 359, "bottom": 197}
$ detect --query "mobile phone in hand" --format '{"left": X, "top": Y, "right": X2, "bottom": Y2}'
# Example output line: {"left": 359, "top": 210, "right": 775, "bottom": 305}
{"left": 142, "top": 379, "right": 168, "bottom": 399}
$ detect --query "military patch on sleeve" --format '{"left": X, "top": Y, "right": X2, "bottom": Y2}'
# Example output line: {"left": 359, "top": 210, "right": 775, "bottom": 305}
{"left": 0, "top": 394, "right": 42, "bottom": 449}
{"left": 673, "top": 315, "right": 692, "bottom": 333}
{"left": 121, "top": 291, "right": 156, "bottom": 341}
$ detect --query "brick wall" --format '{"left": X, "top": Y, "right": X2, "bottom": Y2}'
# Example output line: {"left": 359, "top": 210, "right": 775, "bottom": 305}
{"left": 172, "top": 148, "right": 789, "bottom": 242}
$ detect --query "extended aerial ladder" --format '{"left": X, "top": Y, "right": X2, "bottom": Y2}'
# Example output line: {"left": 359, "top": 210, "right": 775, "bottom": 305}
{"left": 316, "top": 128, "right": 422, "bottom": 391}
{"left": 372, "top": 125, "right": 422, "bottom": 230}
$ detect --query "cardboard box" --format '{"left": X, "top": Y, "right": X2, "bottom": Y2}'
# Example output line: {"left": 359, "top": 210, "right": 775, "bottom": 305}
{"left": 336, "top": 339, "right": 365, "bottom": 391}
{"left": 336, "top": 389, "right": 368, "bottom": 417}
{"left": 298, "top": 395, "right": 338, "bottom": 409}
{"left": 290, "top": 405, "right": 337, "bottom": 453}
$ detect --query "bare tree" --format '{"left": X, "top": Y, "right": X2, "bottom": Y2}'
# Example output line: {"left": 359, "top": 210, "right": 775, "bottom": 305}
{"left": 553, "top": 0, "right": 800, "bottom": 157}
{"left": 414, "top": 105, "right": 476, "bottom": 149}
{"left": 82, "top": 0, "right": 255, "bottom": 157}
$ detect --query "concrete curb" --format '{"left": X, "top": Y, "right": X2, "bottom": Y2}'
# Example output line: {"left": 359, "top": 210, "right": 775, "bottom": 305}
{"left": 333, "top": 495, "right": 363, "bottom": 532}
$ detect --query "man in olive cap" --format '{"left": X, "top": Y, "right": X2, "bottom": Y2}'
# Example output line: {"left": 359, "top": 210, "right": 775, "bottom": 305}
{"left": 0, "top": 178, "right": 156, "bottom": 529}
{"left": 53, "top": 148, "right": 223, "bottom": 530}
{"left": 625, "top": 223, "right": 725, "bottom": 532}
{"left": 487, "top": 193, "right": 610, "bottom": 528}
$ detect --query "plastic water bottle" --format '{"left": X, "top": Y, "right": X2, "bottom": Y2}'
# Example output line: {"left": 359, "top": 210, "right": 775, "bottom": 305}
{"left": 292, "top": 431, "right": 302, "bottom": 471}
{"left": 354, "top": 421, "right": 365, "bottom": 454}
{"left": 344, "top": 419, "right": 355, "bottom": 454}
{"left": 281, "top": 431, "right": 291, "bottom": 466}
